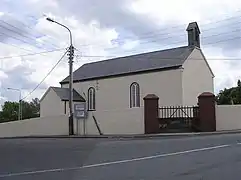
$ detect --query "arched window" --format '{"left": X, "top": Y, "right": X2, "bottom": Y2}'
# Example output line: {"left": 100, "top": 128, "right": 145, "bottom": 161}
{"left": 88, "top": 87, "right": 96, "bottom": 110}
{"left": 130, "top": 82, "right": 140, "bottom": 108}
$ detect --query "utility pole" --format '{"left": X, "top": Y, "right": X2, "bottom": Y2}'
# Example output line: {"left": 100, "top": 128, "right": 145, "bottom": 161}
{"left": 46, "top": 17, "right": 74, "bottom": 135}
{"left": 19, "top": 91, "right": 21, "bottom": 120}
{"left": 68, "top": 44, "right": 74, "bottom": 135}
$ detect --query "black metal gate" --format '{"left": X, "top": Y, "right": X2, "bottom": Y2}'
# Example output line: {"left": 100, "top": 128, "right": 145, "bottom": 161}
{"left": 158, "top": 106, "right": 200, "bottom": 132}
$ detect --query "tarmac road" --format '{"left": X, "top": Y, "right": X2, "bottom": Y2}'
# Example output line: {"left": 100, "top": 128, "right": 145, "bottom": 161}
{"left": 0, "top": 134, "right": 241, "bottom": 179}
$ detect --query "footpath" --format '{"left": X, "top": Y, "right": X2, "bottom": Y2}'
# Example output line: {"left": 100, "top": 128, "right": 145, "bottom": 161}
{"left": 1, "top": 129, "right": 241, "bottom": 139}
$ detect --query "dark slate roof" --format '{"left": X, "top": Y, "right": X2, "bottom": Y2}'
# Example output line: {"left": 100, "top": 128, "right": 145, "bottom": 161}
{"left": 52, "top": 87, "right": 85, "bottom": 102}
{"left": 60, "top": 46, "right": 194, "bottom": 84}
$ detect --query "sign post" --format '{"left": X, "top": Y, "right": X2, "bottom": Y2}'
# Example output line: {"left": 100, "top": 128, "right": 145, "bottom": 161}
{"left": 74, "top": 103, "right": 87, "bottom": 135}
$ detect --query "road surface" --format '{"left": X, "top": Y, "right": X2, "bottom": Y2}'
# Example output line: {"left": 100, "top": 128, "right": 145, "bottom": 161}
{"left": 0, "top": 134, "right": 241, "bottom": 179}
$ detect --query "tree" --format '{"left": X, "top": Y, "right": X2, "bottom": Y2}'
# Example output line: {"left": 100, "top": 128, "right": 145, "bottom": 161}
{"left": 30, "top": 98, "right": 40, "bottom": 116}
{"left": 0, "top": 101, "right": 19, "bottom": 122}
{"left": 21, "top": 98, "right": 40, "bottom": 120}
{"left": 0, "top": 98, "right": 40, "bottom": 123}
{"left": 216, "top": 80, "right": 241, "bottom": 105}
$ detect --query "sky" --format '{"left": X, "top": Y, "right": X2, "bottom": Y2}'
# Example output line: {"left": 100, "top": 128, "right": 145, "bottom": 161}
{"left": 0, "top": 0, "right": 241, "bottom": 108}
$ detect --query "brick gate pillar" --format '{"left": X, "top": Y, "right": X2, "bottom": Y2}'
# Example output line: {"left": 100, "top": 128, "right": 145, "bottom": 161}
{"left": 143, "top": 94, "right": 160, "bottom": 134}
{"left": 198, "top": 92, "right": 216, "bottom": 132}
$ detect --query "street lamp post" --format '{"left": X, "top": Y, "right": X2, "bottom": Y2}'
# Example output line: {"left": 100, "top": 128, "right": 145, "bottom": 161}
{"left": 7, "top": 88, "right": 21, "bottom": 121}
{"left": 46, "top": 17, "right": 74, "bottom": 135}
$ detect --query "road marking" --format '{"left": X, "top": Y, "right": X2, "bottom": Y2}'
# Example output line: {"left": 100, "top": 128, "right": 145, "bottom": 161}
{"left": 0, "top": 144, "right": 232, "bottom": 178}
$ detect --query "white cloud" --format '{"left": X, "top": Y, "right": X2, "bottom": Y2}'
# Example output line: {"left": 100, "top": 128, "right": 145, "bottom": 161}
{"left": 28, "top": 0, "right": 58, "bottom": 8}
{"left": 0, "top": 68, "right": 7, "bottom": 76}
{"left": 121, "top": 40, "right": 140, "bottom": 50}
{"left": 131, "top": 0, "right": 241, "bottom": 25}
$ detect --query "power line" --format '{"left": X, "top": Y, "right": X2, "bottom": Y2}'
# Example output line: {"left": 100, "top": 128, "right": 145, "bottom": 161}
{"left": 0, "top": 20, "right": 59, "bottom": 50}
{"left": 73, "top": 15, "right": 241, "bottom": 50}
{"left": 0, "top": 48, "right": 66, "bottom": 60}
{"left": 73, "top": 23, "right": 241, "bottom": 52}
{"left": 122, "top": 12, "right": 241, "bottom": 39}
{"left": 74, "top": 31, "right": 241, "bottom": 60}
{"left": 0, "top": 38, "right": 40, "bottom": 53}
{"left": 0, "top": 30, "right": 47, "bottom": 50}
{"left": 110, "top": 8, "right": 241, "bottom": 34}
{"left": 25, "top": 16, "right": 63, "bottom": 43}
{"left": 0, "top": 19, "right": 68, "bottom": 56}
{"left": 134, "top": 28, "right": 239, "bottom": 46}
{"left": 75, "top": 36, "right": 241, "bottom": 62}
{"left": 114, "top": 22, "right": 241, "bottom": 49}
{"left": 0, "top": 19, "right": 60, "bottom": 49}
{"left": 132, "top": 24, "right": 241, "bottom": 46}
{"left": 4, "top": 15, "right": 62, "bottom": 48}
{"left": 21, "top": 49, "right": 68, "bottom": 100}
{"left": 0, "top": 40, "right": 60, "bottom": 58}
{"left": 0, "top": 32, "right": 64, "bottom": 58}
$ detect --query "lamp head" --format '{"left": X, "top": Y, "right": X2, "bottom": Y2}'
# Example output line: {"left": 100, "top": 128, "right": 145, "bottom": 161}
{"left": 46, "top": 17, "right": 55, "bottom": 22}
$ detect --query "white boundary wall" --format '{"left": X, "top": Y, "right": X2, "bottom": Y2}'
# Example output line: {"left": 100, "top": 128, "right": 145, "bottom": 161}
{"left": 0, "top": 115, "right": 69, "bottom": 138}
{"left": 216, "top": 105, "right": 241, "bottom": 131}
{"left": 75, "top": 107, "right": 144, "bottom": 135}
{"left": 0, "top": 107, "right": 144, "bottom": 137}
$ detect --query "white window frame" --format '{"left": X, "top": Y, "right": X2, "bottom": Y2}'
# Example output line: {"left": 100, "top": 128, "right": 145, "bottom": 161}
{"left": 130, "top": 82, "right": 140, "bottom": 108}
{"left": 88, "top": 87, "right": 96, "bottom": 111}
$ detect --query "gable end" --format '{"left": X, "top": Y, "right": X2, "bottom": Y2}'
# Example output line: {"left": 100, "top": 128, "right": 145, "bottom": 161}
{"left": 195, "top": 47, "right": 215, "bottom": 78}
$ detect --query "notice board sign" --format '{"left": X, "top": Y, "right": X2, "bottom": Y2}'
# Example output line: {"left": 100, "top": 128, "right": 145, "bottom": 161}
{"left": 74, "top": 103, "right": 87, "bottom": 119}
